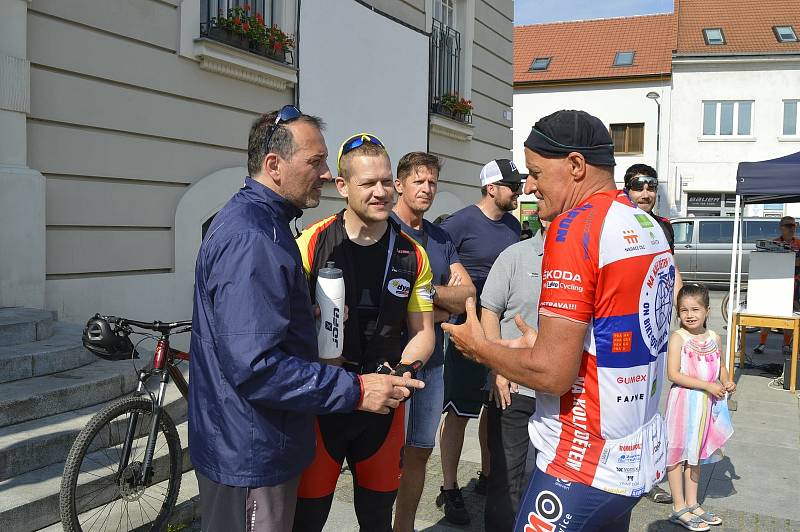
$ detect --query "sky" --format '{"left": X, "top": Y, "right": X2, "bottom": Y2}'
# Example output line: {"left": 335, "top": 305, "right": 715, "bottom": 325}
{"left": 514, "top": 0, "right": 673, "bottom": 26}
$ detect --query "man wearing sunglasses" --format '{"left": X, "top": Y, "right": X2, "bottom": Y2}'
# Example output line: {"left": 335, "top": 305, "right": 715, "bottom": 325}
{"left": 293, "top": 134, "right": 435, "bottom": 531}
{"left": 189, "top": 108, "right": 424, "bottom": 532}
{"left": 624, "top": 164, "right": 674, "bottom": 253}
{"left": 436, "top": 158, "right": 523, "bottom": 525}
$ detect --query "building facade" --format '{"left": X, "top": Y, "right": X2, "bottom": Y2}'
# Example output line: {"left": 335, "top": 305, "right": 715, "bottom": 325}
{"left": 513, "top": 14, "right": 674, "bottom": 214}
{"left": 669, "top": 0, "right": 800, "bottom": 218}
{"left": 513, "top": 0, "right": 800, "bottom": 220}
{"left": 0, "top": 0, "right": 514, "bottom": 331}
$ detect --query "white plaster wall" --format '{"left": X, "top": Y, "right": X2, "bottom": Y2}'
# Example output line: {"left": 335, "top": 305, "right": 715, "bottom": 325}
{"left": 298, "top": 0, "right": 429, "bottom": 179}
{"left": 513, "top": 80, "right": 672, "bottom": 212}
{"left": 669, "top": 59, "right": 800, "bottom": 215}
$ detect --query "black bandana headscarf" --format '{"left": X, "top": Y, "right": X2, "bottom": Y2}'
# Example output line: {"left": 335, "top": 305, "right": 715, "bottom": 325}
{"left": 524, "top": 110, "right": 616, "bottom": 167}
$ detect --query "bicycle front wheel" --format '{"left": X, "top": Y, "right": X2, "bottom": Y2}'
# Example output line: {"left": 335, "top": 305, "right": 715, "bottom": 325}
{"left": 59, "top": 395, "right": 182, "bottom": 532}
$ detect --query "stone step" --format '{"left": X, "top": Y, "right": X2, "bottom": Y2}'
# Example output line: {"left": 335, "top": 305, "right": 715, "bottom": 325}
{"left": 0, "top": 366, "right": 188, "bottom": 481}
{"left": 37, "top": 468, "right": 200, "bottom": 532}
{"left": 0, "top": 359, "right": 142, "bottom": 428}
{"left": 0, "top": 418, "right": 191, "bottom": 532}
{"left": 0, "top": 308, "right": 57, "bottom": 346}
{"left": 0, "top": 323, "right": 94, "bottom": 384}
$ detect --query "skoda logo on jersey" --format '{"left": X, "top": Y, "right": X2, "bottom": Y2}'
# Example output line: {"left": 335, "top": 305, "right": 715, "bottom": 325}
{"left": 388, "top": 278, "right": 411, "bottom": 298}
{"left": 639, "top": 252, "right": 675, "bottom": 358}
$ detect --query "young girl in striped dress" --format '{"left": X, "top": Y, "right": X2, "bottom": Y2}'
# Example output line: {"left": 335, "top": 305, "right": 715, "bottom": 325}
{"left": 666, "top": 284, "right": 735, "bottom": 531}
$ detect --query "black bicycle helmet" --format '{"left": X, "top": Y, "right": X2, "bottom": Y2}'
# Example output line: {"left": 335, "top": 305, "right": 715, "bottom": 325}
{"left": 82, "top": 314, "right": 138, "bottom": 361}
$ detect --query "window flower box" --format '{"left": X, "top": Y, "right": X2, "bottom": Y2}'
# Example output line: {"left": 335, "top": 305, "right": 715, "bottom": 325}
{"left": 204, "top": 4, "right": 294, "bottom": 65}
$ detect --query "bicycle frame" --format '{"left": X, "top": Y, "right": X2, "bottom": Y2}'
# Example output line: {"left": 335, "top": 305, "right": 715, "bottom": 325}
{"left": 116, "top": 329, "right": 190, "bottom": 486}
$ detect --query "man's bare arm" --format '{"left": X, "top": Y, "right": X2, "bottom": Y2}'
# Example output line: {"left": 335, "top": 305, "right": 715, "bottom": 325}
{"left": 480, "top": 307, "right": 501, "bottom": 341}
{"left": 401, "top": 310, "right": 435, "bottom": 364}
{"left": 433, "top": 262, "right": 476, "bottom": 314}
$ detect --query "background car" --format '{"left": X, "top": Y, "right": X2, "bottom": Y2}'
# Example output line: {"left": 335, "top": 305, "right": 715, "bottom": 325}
{"left": 671, "top": 216, "right": 781, "bottom": 285}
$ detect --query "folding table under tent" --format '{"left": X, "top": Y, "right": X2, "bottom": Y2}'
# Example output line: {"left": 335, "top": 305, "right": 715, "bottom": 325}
{"left": 725, "top": 149, "right": 800, "bottom": 390}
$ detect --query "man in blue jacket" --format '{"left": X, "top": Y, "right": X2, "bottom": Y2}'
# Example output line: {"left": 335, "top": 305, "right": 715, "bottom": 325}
{"left": 189, "top": 106, "right": 424, "bottom": 532}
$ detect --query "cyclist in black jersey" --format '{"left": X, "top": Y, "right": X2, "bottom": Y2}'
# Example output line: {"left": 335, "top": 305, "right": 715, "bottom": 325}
{"left": 293, "top": 134, "right": 435, "bottom": 532}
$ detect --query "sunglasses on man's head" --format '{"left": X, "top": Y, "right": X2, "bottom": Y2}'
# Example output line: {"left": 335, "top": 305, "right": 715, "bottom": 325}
{"left": 495, "top": 181, "right": 523, "bottom": 193}
{"left": 265, "top": 104, "right": 302, "bottom": 152}
{"left": 627, "top": 176, "right": 658, "bottom": 192}
{"left": 336, "top": 133, "right": 385, "bottom": 175}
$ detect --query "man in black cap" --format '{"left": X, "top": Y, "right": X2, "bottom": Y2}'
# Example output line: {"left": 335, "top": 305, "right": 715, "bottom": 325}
{"left": 435, "top": 158, "right": 523, "bottom": 525}
{"left": 444, "top": 110, "right": 676, "bottom": 531}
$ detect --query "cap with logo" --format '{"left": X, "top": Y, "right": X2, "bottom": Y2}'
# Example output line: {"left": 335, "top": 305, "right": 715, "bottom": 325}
{"left": 479, "top": 158, "right": 526, "bottom": 187}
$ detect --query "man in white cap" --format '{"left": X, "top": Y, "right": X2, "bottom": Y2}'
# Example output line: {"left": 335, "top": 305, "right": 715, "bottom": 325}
{"left": 435, "top": 158, "right": 523, "bottom": 525}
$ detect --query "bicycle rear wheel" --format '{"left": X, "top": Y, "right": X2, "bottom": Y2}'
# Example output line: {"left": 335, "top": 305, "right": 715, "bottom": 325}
{"left": 59, "top": 395, "right": 182, "bottom": 532}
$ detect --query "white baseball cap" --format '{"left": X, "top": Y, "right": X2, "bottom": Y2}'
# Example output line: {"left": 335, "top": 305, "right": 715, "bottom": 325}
{"left": 479, "top": 159, "right": 526, "bottom": 187}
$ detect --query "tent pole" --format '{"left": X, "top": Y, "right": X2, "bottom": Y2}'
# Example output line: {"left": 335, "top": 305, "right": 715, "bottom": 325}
{"left": 725, "top": 195, "right": 742, "bottom": 371}
{"left": 735, "top": 203, "right": 744, "bottom": 311}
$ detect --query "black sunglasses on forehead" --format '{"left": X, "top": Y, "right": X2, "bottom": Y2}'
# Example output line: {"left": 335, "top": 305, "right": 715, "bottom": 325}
{"left": 264, "top": 105, "right": 301, "bottom": 152}
{"left": 627, "top": 176, "right": 658, "bottom": 192}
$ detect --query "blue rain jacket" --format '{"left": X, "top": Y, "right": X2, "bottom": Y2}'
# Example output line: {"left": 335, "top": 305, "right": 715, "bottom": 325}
{"left": 188, "top": 177, "right": 361, "bottom": 487}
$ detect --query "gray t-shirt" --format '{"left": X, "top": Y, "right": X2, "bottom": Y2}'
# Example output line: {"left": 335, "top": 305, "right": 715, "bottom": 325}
{"left": 480, "top": 231, "right": 545, "bottom": 397}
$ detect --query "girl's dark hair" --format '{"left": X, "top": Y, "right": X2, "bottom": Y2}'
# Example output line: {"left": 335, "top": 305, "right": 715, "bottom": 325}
{"left": 677, "top": 283, "right": 710, "bottom": 327}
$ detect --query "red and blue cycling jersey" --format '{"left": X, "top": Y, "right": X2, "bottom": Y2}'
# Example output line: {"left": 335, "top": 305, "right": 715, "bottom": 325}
{"left": 531, "top": 189, "right": 674, "bottom": 497}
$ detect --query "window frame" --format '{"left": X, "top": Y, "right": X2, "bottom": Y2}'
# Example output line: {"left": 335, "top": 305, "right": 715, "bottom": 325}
{"left": 783, "top": 99, "right": 799, "bottom": 137}
{"left": 744, "top": 219, "right": 780, "bottom": 243}
{"left": 672, "top": 221, "right": 694, "bottom": 246}
{"left": 774, "top": 25, "right": 798, "bottom": 43}
{"left": 609, "top": 123, "right": 645, "bottom": 155}
{"left": 529, "top": 57, "right": 551, "bottom": 71}
{"left": 700, "top": 100, "right": 755, "bottom": 138}
{"left": 703, "top": 28, "right": 726, "bottom": 45}
{"left": 434, "top": 0, "right": 456, "bottom": 28}
{"left": 613, "top": 51, "right": 635, "bottom": 67}
{"left": 698, "top": 220, "right": 734, "bottom": 244}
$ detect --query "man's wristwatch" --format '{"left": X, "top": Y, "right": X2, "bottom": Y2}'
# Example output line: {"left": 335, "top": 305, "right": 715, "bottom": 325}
{"left": 429, "top": 284, "right": 437, "bottom": 302}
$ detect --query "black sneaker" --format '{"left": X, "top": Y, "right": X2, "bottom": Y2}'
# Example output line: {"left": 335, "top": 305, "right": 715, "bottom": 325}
{"left": 474, "top": 470, "right": 488, "bottom": 495}
{"left": 647, "top": 485, "right": 673, "bottom": 504}
{"left": 436, "top": 486, "right": 470, "bottom": 525}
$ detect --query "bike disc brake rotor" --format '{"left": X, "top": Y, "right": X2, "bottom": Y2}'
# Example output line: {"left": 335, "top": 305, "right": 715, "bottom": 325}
{"left": 118, "top": 461, "right": 146, "bottom": 501}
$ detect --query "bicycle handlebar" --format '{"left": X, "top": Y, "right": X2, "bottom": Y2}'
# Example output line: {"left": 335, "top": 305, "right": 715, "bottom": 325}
{"left": 103, "top": 315, "right": 192, "bottom": 334}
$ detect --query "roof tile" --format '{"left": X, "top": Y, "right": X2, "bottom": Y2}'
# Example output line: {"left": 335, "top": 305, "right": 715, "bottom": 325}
{"left": 514, "top": 14, "right": 675, "bottom": 85}
{"left": 675, "top": 0, "right": 800, "bottom": 55}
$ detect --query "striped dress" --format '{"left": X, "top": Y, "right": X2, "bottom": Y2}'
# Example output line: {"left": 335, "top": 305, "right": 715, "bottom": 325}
{"left": 665, "top": 329, "right": 734, "bottom": 466}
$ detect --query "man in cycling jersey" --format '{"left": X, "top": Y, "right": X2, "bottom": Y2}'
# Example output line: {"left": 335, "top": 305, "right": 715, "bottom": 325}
{"left": 293, "top": 134, "right": 435, "bottom": 531}
{"left": 444, "top": 110, "right": 675, "bottom": 531}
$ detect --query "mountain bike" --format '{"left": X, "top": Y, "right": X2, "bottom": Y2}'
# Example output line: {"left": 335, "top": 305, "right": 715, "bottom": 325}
{"left": 59, "top": 315, "right": 191, "bottom": 532}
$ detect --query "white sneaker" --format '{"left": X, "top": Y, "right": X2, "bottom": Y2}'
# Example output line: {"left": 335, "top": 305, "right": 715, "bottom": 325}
{"left": 753, "top": 344, "right": 766, "bottom": 354}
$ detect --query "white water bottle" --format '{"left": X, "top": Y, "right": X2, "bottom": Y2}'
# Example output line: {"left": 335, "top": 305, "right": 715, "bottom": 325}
{"left": 316, "top": 261, "right": 345, "bottom": 359}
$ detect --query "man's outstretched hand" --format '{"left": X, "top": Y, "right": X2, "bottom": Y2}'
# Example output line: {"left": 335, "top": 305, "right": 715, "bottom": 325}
{"left": 496, "top": 314, "right": 538, "bottom": 350}
{"left": 358, "top": 373, "right": 425, "bottom": 414}
{"left": 441, "top": 297, "right": 487, "bottom": 363}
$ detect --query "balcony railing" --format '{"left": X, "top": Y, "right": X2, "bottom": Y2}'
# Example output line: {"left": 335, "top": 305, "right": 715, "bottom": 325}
{"left": 429, "top": 19, "right": 470, "bottom": 124}
{"left": 200, "top": 0, "right": 294, "bottom": 65}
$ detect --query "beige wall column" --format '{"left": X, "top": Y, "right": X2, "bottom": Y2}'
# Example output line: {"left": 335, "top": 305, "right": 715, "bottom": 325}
{"left": 0, "top": 0, "right": 45, "bottom": 308}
